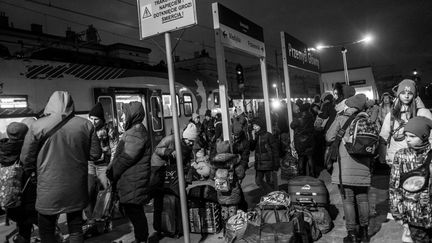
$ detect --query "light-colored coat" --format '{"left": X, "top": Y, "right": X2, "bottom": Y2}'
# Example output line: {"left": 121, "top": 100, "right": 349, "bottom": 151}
{"left": 326, "top": 108, "right": 371, "bottom": 186}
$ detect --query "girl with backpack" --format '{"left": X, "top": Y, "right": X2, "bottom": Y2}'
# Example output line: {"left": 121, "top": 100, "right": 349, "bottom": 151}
{"left": 379, "top": 79, "right": 432, "bottom": 242}
{"left": 325, "top": 94, "right": 371, "bottom": 243}
{"left": 389, "top": 116, "right": 432, "bottom": 242}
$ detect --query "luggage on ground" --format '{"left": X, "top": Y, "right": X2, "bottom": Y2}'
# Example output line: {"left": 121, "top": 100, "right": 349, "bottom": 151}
{"left": 187, "top": 184, "right": 221, "bottom": 234}
{"left": 241, "top": 205, "right": 311, "bottom": 243}
{"left": 153, "top": 190, "right": 182, "bottom": 238}
{"left": 285, "top": 176, "right": 329, "bottom": 206}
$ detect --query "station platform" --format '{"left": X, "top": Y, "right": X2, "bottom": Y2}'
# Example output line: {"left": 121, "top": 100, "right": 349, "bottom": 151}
{"left": 0, "top": 165, "right": 404, "bottom": 243}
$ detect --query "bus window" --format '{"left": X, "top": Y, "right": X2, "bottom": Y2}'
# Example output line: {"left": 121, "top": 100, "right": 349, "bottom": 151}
{"left": 150, "top": 96, "right": 163, "bottom": 132}
{"left": 183, "top": 94, "right": 193, "bottom": 117}
{"left": 97, "top": 96, "right": 115, "bottom": 126}
{"left": 162, "top": 94, "right": 180, "bottom": 118}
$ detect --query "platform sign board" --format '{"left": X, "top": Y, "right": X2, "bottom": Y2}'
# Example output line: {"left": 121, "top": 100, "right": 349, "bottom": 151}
{"left": 137, "top": 0, "right": 197, "bottom": 39}
{"left": 213, "top": 3, "right": 265, "bottom": 57}
{"left": 282, "top": 32, "right": 320, "bottom": 73}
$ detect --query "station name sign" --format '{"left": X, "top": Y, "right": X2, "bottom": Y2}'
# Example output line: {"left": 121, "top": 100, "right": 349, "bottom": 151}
{"left": 137, "top": 0, "right": 197, "bottom": 39}
{"left": 213, "top": 3, "right": 265, "bottom": 57}
{"left": 281, "top": 32, "right": 320, "bottom": 73}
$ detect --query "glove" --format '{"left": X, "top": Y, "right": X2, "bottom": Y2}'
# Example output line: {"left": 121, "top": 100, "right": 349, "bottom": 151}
{"left": 235, "top": 165, "right": 246, "bottom": 180}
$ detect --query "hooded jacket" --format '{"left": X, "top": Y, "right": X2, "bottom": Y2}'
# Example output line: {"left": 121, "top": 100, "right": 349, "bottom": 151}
{"left": 325, "top": 108, "right": 371, "bottom": 186}
{"left": 112, "top": 102, "right": 152, "bottom": 205}
{"left": 20, "top": 91, "right": 101, "bottom": 215}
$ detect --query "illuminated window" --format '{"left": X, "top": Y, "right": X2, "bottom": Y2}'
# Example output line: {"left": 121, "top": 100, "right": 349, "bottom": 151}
{"left": 0, "top": 96, "right": 28, "bottom": 109}
{"left": 162, "top": 94, "right": 180, "bottom": 117}
{"left": 183, "top": 94, "right": 193, "bottom": 117}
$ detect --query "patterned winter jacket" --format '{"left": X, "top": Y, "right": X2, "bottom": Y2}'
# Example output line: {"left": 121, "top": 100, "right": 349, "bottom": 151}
{"left": 389, "top": 147, "right": 432, "bottom": 228}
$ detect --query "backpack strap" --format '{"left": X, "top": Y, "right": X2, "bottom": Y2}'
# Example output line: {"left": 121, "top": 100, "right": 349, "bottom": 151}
{"left": 337, "top": 113, "right": 357, "bottom": 198}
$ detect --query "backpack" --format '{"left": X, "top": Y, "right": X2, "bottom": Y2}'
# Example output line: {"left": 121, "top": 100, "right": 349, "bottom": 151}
{"left": 0, "top": 160, "right": 24, "bottom": 209}
{"left": 344, "top": 112, "right": 379, "bottom": 157}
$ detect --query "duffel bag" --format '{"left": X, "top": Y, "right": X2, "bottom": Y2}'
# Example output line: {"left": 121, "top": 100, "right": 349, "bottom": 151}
{"left": 242, "top": 205, "right": 311, "bottom": 243}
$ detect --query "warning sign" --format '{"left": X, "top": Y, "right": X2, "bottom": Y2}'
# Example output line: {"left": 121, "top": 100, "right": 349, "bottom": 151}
{"left": 141, "top": 5, "right": 152, "bottom": 19}
{"left": 137, "top": 0, "right": 197, "bottom": 39}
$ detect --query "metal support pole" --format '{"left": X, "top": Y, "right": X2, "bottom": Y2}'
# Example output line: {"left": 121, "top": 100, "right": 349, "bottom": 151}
{"left": 275, "top": 86, "right": 279, "bottom": 99}
{"left": 341, "top": 47, "right": 350, "bottom": 85}
{"left": 280, "top": 33, "right": 295, "bottom": 148}
{"left": 164, "top": 32, "right": 190, "bottom": 243}
{"left": 214, "top": 29, "right": 232, "bottom": 143}
{"left": 260, "top": 57, "right": 272, "bottom": 133}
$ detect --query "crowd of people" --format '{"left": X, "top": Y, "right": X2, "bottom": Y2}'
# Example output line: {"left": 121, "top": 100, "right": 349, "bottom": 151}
{"left": 1, "top": 78, "right": 432, "bottom": 243}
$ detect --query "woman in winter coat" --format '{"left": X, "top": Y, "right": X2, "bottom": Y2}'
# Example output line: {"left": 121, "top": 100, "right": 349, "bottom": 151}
{"left": 107, "top": 101, "right": 152, "bottom": 243}
{"left": 0, "top": 122, "right": 36, "bottom": 243}
{"left": 326, "top": 94, "right": 372, "bottom": 243}
{"left": 380, "top": 79, "right": 432, "bottom": 166}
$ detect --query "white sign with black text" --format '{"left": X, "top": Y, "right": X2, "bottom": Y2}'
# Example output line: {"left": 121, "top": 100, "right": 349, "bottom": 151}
{"left": 137, "top": 0, "right": 197, "bottom": 39}
{"left": 218, "top": 23, "right": 265, "bottom": 57}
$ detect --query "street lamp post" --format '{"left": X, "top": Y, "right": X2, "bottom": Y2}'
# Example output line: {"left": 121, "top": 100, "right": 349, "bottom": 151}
{"left": 341, "top": 47, "right": 350, "bottom": 85}
{"left": 315, "top": 34, "right": 373, "bottom": 86}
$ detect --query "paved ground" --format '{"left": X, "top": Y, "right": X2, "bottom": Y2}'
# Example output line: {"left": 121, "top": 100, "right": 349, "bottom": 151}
{"left": 0, "top": 164, "right": 404, "bottom": 243}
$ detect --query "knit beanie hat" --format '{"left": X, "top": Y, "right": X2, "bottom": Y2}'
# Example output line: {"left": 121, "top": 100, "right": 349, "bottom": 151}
{"left": 343, "top": 85, "right": 356, "bottom": 99}
{"left": 396, "top": 79, "right": 417, "bottom": 97}
{"left": 89, "top": 102, "right": 105, "bottom": 122}
{"left": 7, "top": 122, "right": 28, "bottom": 140}
{"left": 345, "top": 93, "right": 367, "bottom": 111}
{"left": 404, "top": 116, "right": 432, "bottom": 141}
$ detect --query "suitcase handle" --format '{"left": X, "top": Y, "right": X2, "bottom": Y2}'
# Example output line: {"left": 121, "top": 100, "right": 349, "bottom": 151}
{"left": 295, "top": 197, "right": 317, "bottom": 206}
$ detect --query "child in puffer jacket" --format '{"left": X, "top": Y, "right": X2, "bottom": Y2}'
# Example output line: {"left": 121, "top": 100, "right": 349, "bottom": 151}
{"left": 390, "top": 116, "right": 432, "bottom": 242}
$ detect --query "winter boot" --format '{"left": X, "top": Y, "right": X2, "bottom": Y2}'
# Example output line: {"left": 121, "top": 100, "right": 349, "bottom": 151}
{"left": 359, "top": 226, "right": 370, "bottom": 243}
{"left": 343, "top": 230, "right": 360, "bottom": 243}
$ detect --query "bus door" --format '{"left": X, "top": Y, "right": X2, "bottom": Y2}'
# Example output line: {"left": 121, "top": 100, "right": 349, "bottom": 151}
{"left": 146, "top": 89, "right": 165, "bottom": 150}
{"left": 94, "top": 87, "right": 164, "bottom": 150}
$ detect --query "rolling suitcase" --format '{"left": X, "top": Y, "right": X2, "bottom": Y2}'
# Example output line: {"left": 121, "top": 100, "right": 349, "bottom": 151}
{"left": 285, "top": 176, "right": 329, "bottom": 206}
{"left": 153, "top": 190, "right": 182, "bottom": 238}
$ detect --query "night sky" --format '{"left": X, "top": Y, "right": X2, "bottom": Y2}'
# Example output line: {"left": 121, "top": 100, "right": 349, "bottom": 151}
{"left": 1, "top": 0, "right": 431, "bottom": 83}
